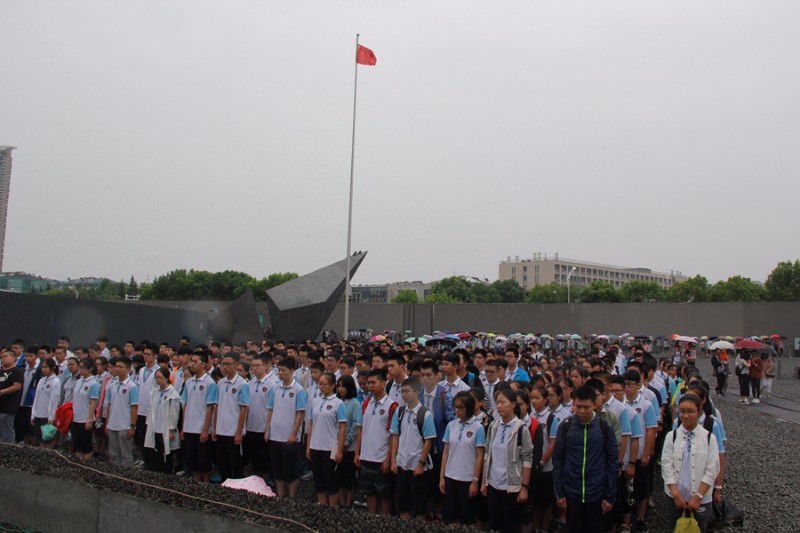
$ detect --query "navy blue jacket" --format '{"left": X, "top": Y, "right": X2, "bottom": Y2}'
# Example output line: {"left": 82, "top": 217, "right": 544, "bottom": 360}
{"left": 552, "top": 414, "right": 618, "bottom": 504}
{"left": 424, "top": 384, "right": 454, "bottom": 454}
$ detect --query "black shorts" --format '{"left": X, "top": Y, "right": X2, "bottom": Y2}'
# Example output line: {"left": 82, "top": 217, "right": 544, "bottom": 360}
{"left": 633, "top": 461, "right": 650, "bottom": 501}
{"left": 243, "top": 432, "right": 270, "bottom": 474}
{"left": 32, "top": 417, "right": 48, "bottom": 443}
{"left": 358, "top": 460, "right": 394, "bottom": 498}
{"left": 396, "top": 467, "right": 429, "bottom": 518}
{"left": 71, "top": 421, "right": 93, "bottom": 454}
{"left": 428, "top": 452, "right": 444, "bottom": 503}
{"left": 183, "top": 432, "right": 213, "bottom": 473}
{"left": 444, "top": 477, "right": 476, "bottom": 525}
{"left": 269, "top": 441, "right": 300, "bottom": 482}
{"left": 531, "top": 471, "right": 555, "bottom": 508}
{"left": 336, "top": 451, "right": 356, "bottom": 490}
{"left": 310, "top": 449, "right": 339, "bottom": 494}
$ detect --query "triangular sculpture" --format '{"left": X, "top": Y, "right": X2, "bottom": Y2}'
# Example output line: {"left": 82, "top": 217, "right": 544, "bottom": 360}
{"left": 266, "top": 252, "right": 367, "bottom": 342}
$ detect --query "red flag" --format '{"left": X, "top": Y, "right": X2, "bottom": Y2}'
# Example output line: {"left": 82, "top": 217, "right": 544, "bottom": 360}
{"left": 356, "top": 45, "right": 377, "bottom": 66}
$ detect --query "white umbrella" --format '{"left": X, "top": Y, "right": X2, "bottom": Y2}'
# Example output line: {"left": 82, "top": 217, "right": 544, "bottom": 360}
{"left": 710, "top": 340, "right": 734, "bottom": 350}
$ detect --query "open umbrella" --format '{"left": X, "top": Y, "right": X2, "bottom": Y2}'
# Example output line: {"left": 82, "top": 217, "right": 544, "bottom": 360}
{"left": 457, "top": 332, "right": 472, "bottom": 339}
{"left": 369, "top": 335, "right": 385, "bottom": 342}
{"left": 710, "top": 340, "right": 734, "bottom": 351}
{"left": 675, "top": 335, "right": 698, "bottom": 343}
{"left": 570, "top": 334, "right": 582, "bottom": 340}
{"left": 734, "top": 339, "right": 765, "bottom": 349}
{"left": 634, "top": 334, "right": 651, "bottom": 340}
{"left": 597, "top": 335, "right": 609, "bottom": 340}
{"left": 770, "top": 334, "right": 782, "bottom": 340}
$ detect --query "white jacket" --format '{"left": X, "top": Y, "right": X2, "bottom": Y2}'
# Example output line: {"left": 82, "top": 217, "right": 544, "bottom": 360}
{"left": 144, "top": 385, "right": 181, "bottom": 455}
{"left": 661, "top": 424, "right": 720, "bottom": 502}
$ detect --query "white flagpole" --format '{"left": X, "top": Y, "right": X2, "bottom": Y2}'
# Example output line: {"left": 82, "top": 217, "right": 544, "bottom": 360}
{"left": 344, "top": 34, "right": 360, "bottom": 340}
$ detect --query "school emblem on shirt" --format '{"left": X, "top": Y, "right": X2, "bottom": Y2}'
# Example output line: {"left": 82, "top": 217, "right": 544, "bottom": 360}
{"left": 199, "top": 385, "right": 204, "bottom": 391}
{"left": 46, "top": 384, "right": 51, "bottom": 390}
{"left": 232, "top": 388, "right": 237, "bottom": 394}
{"left": 467, "top": 431, "right": 473, "bottom": 438}
{"left": 380, "top": 409, "right": 385, "bottom": 415}
{"left": 83, "top": 386, "right": 89, "bottom": 392}
{"left": 122, "top": 389, "right": 128, "bottom": 395}
{"left": 327, "top": 404, "right": 333, "bottom": 410}
{"left": 636, "top": 408, "right": 641, "bottom": 413}
{"left": 289, "top": 392, "right": 295, "bottom": 398}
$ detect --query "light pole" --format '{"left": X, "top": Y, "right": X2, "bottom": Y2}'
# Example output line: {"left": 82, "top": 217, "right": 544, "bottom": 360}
{"left": 567, "top": 267, "right": 577, "bottom": 303}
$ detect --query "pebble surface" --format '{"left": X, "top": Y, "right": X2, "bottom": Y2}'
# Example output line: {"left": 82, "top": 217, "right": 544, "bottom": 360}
{"left": 2, "top": 357, "right": 799, "bottom": 532}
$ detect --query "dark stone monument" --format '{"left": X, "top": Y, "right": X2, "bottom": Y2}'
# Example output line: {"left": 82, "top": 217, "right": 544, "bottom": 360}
{"left": 265, "top": 251, "right": 367, "bottom": 342}
{"left": 208, "top": 289, "right": 263, "bottom": 343}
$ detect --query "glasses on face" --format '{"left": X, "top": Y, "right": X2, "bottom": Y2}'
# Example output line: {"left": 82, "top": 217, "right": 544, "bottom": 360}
{"left": 454, "top": 404, "right": 466, "bottom": 410}
{"left": 610, "top": 389, "right": 625, "bottom": 394}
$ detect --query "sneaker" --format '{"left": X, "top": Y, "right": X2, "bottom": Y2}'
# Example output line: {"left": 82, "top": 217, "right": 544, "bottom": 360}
{"left": 634, "top": 519, "right": 649, "bottom": 533}
{"left": 300, "top": 470, "right": 313, "bottom": 481}
{"left": 619, "top": 526, "right": 631, "bottom": 533}
{"left": 752, "top": 398, "right": 760, "bottom": 404}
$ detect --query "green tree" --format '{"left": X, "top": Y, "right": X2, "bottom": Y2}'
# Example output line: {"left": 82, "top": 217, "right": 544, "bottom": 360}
{"left": 621, "top": 280, "right": 665, "bottom": 302}
{"left": 709, "top": 276, "right": 766, "bottom": 302}
{"left": 391, "top": 290, "right": 419, "bottom": 303}
{"left": 666, "top": 275, "right": 711, "bottom": 303}
{"left": 127, "top": 276, "right": 139, "bottom": 296}
{"left": 765, "top": 260, "right": 800, "bottom": 301}
{"left": 424, "top": 292, "right": 461, "bottom": 304}
{"left": 491, "top": 279, "right": 526, "bottom": 303}
{"left": 526, "top": 282, "right": 569, "bottom": 303}
{"left": 578, "top": 281, "right": 622, "bottom": 303}
{"left": 472, "top": 283, "right": 501, "bottom": 303}
{"left": 427, "top": 276, "right": 477, "bottom": 303}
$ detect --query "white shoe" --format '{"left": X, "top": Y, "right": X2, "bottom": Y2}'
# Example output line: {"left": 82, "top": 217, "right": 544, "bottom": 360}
{"left": 742, "top": 399, "right": 750, "bottom": 405}
{"left": 752, "top": 398, "right": 760, "bottom": 404}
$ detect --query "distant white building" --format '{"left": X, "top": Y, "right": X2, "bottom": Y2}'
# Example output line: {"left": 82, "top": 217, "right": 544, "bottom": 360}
{"left": 499, "top": 253, "right": 687, "bottom": 292}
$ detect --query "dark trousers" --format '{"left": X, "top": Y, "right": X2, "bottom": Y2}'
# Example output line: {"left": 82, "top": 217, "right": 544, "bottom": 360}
{"left": 396, "top": 467, "right": 429, "bottom": 518}
{"left": 215, "top": 435, "right": 243, "bottom": 481}
{"left": 750, "top": 378, "right": 762, "bottom": 399}
{"left": 737, "top": 374, "right": 750, "bottom": 397}
{"left": 487, "top": 485, "right": 522, "bottom": 533}
{"left": 444, "top": 477, "right": 476, "bottom": 525}
{"left": 714, "top": 371, "right": 727, "bottom": 395}
{"left": 14, "top": 406, "right": 32, "bottom": 442}
{"left": 145, "top": 434, "right": 174, "bottom": 474}
{"left": 565, "top": 498, "right": 604, "bottom": 533}
{"left": 135, "top": 414, "right": 147, "bottom": 449}
{"left": 666, "top": 498, "right": 711, "bottom": 533}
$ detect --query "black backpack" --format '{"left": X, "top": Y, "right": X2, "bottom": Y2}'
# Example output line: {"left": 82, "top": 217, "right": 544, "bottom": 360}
{"left": 396, "top": 405, "right": 429, "bottom": 437}
{"left": 672, "top": 415, "right": 715, "bottom": 445}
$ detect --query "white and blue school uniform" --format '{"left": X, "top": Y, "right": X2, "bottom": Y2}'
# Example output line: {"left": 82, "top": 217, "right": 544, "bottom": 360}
{"left": 136, "top": 364, "right": 159, "bottom": 418}
{"left": 215, "top": 374, "right": 250, "bottom": 437}
{"left": 266, "top": 380, "right": 307, "bottom": 443}
{"left": 533, "top": 407, "right": 559, "bottom": 472}
{"left": 180, "top": 373, "right": 218, "bottom": 434}
{"left": 106, "top": 377, "right": 139, "bottom": 432}
{"left": 308, "top": 394, "right": 347, "bottom": 452}
{"left": 32, "top": 375, "right": 61, "bottom": 422}
{"left": 550, "top": 404, "right": 570, "bottom": 424}
{"left": 72, "top": 377, "right": 100, "bottom": 424}
{"left": 624, "top": 394, "right": 658, "bottom": 460}
{"left": 390, "top": 403, "right": 437, "bottom": 471}
{"left": 442, "top": 416, "right": 486, "bottom": 481}
{"left": 246, "top": 373, "right": 278, "bottom": 434}
{"left": 359, "top": 394, "right": 395, "bottom": 463}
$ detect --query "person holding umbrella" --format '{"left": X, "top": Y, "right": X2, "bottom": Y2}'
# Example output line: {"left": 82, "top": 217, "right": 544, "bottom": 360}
{"left": 709, "top": 349, "right": 728, "bottom": 397}
{"left": 734, "top": 351, "right": 751, "bottom": 405}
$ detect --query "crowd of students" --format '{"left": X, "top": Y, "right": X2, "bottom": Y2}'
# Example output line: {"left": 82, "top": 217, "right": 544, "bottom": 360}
{"left": 0, "top": 334, "right": 733, "bottom": 533}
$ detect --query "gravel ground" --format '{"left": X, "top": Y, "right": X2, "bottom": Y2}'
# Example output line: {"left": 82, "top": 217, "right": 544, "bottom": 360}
{"left": 2, "top": 356, "right": 799, "bottom": 533}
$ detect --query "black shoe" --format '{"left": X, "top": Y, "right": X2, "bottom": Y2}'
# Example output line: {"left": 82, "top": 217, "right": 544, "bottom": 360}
{"left": 634, "top": 519, "right": 649, "bottom": 533}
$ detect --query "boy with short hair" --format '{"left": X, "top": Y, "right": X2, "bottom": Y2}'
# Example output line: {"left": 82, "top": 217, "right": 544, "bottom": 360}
{"left": 266, "top": 357, "right": 308, "bottom": 498}
{"left": 181, "top": 352, "right": 218, "bottom": 482}
{"left": 105, "top": 357, "right": 139, "bottom": 467}
{"left": 389, "top": 377, "right": 437, "bottom": 520}
{"left": 213, "top": 353, "right": 250, "bottom": 480}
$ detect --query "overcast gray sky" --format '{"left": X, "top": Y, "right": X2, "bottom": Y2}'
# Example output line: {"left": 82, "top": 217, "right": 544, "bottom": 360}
{"left": 2, "top": 1, "right": 798, "bottom": 286}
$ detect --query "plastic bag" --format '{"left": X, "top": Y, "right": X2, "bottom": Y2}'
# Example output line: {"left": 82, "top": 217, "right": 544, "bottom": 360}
{"left": 41, "top": 423, "right": 57, "bottom": 442}
{"left": 674, "top": 510, "right": 701, "bottom": 533}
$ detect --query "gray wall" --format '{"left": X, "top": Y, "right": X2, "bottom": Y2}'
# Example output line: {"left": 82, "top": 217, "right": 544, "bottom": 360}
{"left": 324, "top": 302, "right": 800, "bottom": 353}
{"left": 0, "top": 292, "right": 207, "bottom": 347}
{"left": 0, "top": 467, "right": 275, "bottom": 533}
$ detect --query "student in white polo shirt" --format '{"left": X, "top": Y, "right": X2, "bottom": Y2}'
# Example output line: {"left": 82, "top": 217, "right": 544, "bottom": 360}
{"left": 530, "top": 386, "right": 559, "bottom": 533}
{"left": 355, "top": 368, "right": 398, "bottom": 515}
{"left": 245, "top": 353, "right": 278, "bottom": 480}
{"left": 439, "top": 354, "right": 471, "bottom": 397}
{"left": 71, "top": 359, "right": 100, "bottom": 460}
{"left": 390, "top": 377, "right": 437, "bottom": 521}
{"left": 104, "top": 357, "right": 139, "bottom": 467}
{"left": 181, "top": 352, "right": 218, "bottom": 483}
{"left": 306, "top": 372, "right": 347, "bottom": 507}
{"left": 439, "top": 391, "right": 486, "bottom": 526}
{"left": 213, "top": 353, "right": 250, "bottom": 481}
{"left": 265, "top": 357, "right": 308, "bottom": 498}
{"left": 385, "top": 353, "right": 408, "bottom": 407}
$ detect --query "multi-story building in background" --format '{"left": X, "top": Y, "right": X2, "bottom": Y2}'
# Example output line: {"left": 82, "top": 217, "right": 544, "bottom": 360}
{"left": 0, "top": 146, "right": 15, "bottom": 272}
{"left": 499, "top": 252, "right": 687, "bottom": 292}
